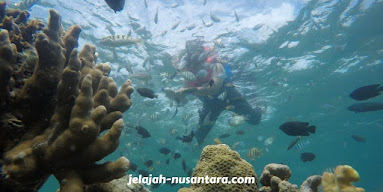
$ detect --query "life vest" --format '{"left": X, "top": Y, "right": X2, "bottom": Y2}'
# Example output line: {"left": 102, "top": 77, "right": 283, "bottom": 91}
{"left": 186, "top": 46, "right": 214, "bottom": 87}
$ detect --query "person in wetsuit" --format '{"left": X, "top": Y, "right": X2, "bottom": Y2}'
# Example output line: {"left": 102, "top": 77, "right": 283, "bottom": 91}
{"left": 174, "top": 39, "right": 262, "bottom": 145}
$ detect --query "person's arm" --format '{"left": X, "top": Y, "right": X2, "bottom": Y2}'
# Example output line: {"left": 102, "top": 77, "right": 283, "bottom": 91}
{"left": 177, "top": 63, "right": 226, "bottom": 97}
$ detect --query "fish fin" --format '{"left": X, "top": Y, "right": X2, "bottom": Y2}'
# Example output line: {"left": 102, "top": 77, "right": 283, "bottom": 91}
{"left": 307, "top": 126, "right": 316, "bottom": 134}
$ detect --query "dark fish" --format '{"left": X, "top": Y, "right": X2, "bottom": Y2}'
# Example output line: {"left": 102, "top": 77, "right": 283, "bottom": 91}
{"left": 176, "top": 131, "right": 194, "bottom": 143}
{"left": 144, "top": 160, "right": 153, "bottom": 167}
{"left": 351, "top": 135, "right": 366, "bottom": 143}
{"left": 154, "top": 8, "right": 159, "bottom": 24}
{"left": 159, "top": 147, "right": 171, "bottom": 155}
{"left": 187, "top": 168, "right": 192, "bottom": 177}
{"left": 138, "top": 169, "right": 149, "bottom": 177}
{"left": 218, "top": 133, "right": 231, "bottom": 139}
{"left": 182, "top": 160, "right": 187, "bottom": 172}
{"left": 170, "top": 71, "right": 177, "bottom": 79}
{"left": 151, "top": 183, "right": 161, "bottom": 189}
{"left": 209, "top": 79, "right": 214, "bottom": 87}
{"left": 234, "top": 10, "right": 240, "bottom": 22}
{"left": 300, "top": 152, "right": 316, "bottom": 162}
{"left": 129, "top": 162, "right": 137, "bottom": 172}
{"left": 287, "top": 136, "right": 302, "bottom": 151}
{"left": 350, "top": 84, "right": 383, "bottom": 101}
{"left": 347, "top": 102, "right": 383, "bottom": 113}
{"left": 279, "top": 122, "right": 316, "bottom": 136}
{"left": 136, "top": 126, "right": 151, "bottom": 138}
{"left": 235, "top": 130, "right": 245, "bottom": 135}
{"left": 144, "top": 0, "right": 148, "bottom": 8}
{"left": 166, "top": 158, "right": 170, "bottom": 165}
{"left": 173, "top": 152, "right": 181, "bottom": 160}
{"left": 172, "top": 107, "right": 178, "bottom": 117}
{"left": 104, "top": 0, "right": 125, "bottom": 13}
{"left": 137, "top": 88, "right": 158, "bottom": 99}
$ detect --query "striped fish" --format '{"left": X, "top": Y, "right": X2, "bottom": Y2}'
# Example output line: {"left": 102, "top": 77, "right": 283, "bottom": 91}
{"left": 246, "top": 147, "right": 263, "bottom": 160}
{"left": 150, "top": 113, "right": 159, "bottom": 120}
{"left": 293, "top": 139, "right": 311, "bottom": 151}
{"left": 100, "top": 35, "right": 142, "bottom": 47}
{"left": 13, "top": 0, "right": 40, "bottom": 10}
{"left": 181, "top": 71, "right": 196, "bottom": 81}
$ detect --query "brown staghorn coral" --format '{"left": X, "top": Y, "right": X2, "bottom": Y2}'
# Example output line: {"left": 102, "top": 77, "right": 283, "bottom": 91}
{"left": 321, "top": 165, "right": 364, "bottom": 192}
{"left": 178, "top": 144, "right": 258, "bottom": 192}
{"left": 0, "top": 7, "right": 134, "bottom": 192}
{"left": 259, "top": 163, "right": 298, "bottom": 192}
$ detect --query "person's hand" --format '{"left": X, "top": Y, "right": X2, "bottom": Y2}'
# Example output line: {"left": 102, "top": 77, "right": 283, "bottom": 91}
{"left": 175, "top": 87, "right": 196, "bottom": 97}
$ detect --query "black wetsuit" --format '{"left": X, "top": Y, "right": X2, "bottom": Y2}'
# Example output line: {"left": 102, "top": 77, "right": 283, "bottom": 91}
{"left": 195, "top": 77, "right": 262, "bottom": 145}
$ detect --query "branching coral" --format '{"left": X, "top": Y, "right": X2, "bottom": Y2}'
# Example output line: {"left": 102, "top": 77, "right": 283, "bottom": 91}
{"left": 322, "top": 165, "right": 365, "bottom": 192}
{"left": 0, "top": 3, "right": 133, "bottom": 192}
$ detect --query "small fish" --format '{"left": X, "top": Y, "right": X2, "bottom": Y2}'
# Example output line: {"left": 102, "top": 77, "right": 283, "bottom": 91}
{"left": 208, "top": 79, "right": 214, "bottom": 87}
{"left": 351, "top": 135, "right": 366, "bottom": 143}
{"left": 246, "top": 147, "right": 263, "bottom": 160}
{"left": 187, "top": 168, "right": 192, "bottom": 177}
{"left": 176, "top": 131, "right": 194, "bottom": 143}
{"left": 253, "top": 23, "right": 264, "bottom": 30}
{"left": 279, "top": 121, "right": 316, "bottom": 136}
{"left": 234, "top": 10, "right": 239, "bottom": 22}
{"left": 293, "top": 139, "right": 310, "bottom": 151}
{"left": 129, "top": 162, "right": 137, "bottom": 172}
{"left": 214, "top": 138, "right": 222, "bottom": 144}
{"left": 172, "top": 21, "right": 181, "bottom": 30}
{"left": 202, "top": 19, "right": 213, "bottom": 27}
{"left": 159, "top": 30, "right": 167, "bottom": 37}
{"left": 347, "top": 102, "right": 383, "bottom": 113}
{"left": 229, "top": 115, "right": 247, "bottom": 127}
{"left": 350, "top": 84, "right": 383, "bottom": 101}
{"left": 235, "top": 130, "right": 245, "bottom": 135}
{"left": 183, "top": 113, "right": 192, "bottom": 121}
{"left": 218, "top": 91, "right": 227, "bottom": 100}
{"left": 145, "top": 160, "right": 153, "bottom": 167}
{"left": 186, "top": 24, "right": 196, "bottom": 30}
{"left": 287, "top": 136, "right": 302, "bottom": 151}
{"left": 210, "top": 12, "right": 221, "bottom": 22}
{"left": 300, "top": 152, "right": 316, "bottom": 162}
{"left": 173, "top": 152, "right": 181, "bottom": 160}
{"left": 219, "top": 133, "right": 231, "bottom": 139}
{"left": 203, "top": 0, "right": 207, "bottom": 6}
{"left": 160, "top": 72, "right": 171, "bottom": 78}
{"left": 131, "top": 72, "right": 152, "bottom": 81}
{"left": 324, "top": 167, "right": 335, "bottom": 174}
{"left": 150, "top": 113, "right": 159, "bottom": 120}
{"left": 225, "top": 83, "right": 234, "bottom": 87}
{"left": 170, "top": 3, "right": 179, "bottom": 8}
{"left": 136, "top": 126, "right": 151, "bottom": 138}
{"left": 198, "top": 51, "right": 211, "bottom": 62}
{"left": 154, "top": 8, "right": 159, "bottom": 24}
{"left": 144, "top": 100, "right": 155, "bottom": 107}
{"left": 159, "top": 147, "right": 171, "bottom": 155}
{"left": 181, "top": 71, "right": 196, "bottom": 81}
{"left": 138, "top": 169, "right": 149, "bottom": 177}
{"left": 144, "top": 0, "right": 148, "bottom": 8}
{"left": 137, "top": 88, "right": 158, "bottom": 99}
{"left": 100, "top": 35, "right": 142, "bottom": 47}
{"left": 166, "top": 158, "right": 170, "bottom": 165}
{"left": 213, "top": 38, "right": 225, "bottom": 48}
{"left": 264, "top": 136, "right": 274, "bottom": 146}
{"left": 225, "top": 105, "right": 235, "bottom": 110}
{"left": 182, "top": 160, "right": 187, "bottom": 172}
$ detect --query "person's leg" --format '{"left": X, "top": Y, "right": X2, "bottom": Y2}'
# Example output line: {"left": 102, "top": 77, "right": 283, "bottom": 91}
{"left": 225, "top": 86, "right": 262, "bottom": 125}
{"left": 195, "top": 99, "right": 225, "bottom": 145}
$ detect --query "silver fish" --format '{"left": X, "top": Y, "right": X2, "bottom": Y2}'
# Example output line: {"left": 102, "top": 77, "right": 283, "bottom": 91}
{"left": 186, "top": 24, "right": 196, "bottom": 30}
{"left": 160, "top": 30, "right": 167, "bottom": 37}
{"left": 172, "top": 21, "right": 181, "bottom": 30}
{"left": 234, "top": 10, "right": 239, "bottom": 22}
{"left": 131, "top": 72, "right": 152, "bottom": 81}
{"left": 144, "top": 0, "right": 148, "bottom": 8}
{"left": 210, "top": 12, "right": 221, "bottom": 22}
{"left": 100, "top": 35, "right": 142, "bottom": 47}
{"left": 253, "top": 23, "right": 264, "bottom": 30}
{"left": 203, "top": 0, "right": 207, "bottom": 6}
{"left": 14, "top": 0, "right": 40, "bottom": 10}
{"left": 202, "top": 19, "right": 213, "bottom": 27}
{"left": 170, "top": 3, "right": 179, "bottom": 8}
{"left": 154, "top": 8, "right": 159, "bottom": 24}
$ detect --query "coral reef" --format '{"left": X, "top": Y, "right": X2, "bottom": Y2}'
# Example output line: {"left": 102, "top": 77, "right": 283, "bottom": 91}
{"left": 84, "top": 175, "right": 151, "bottom": 192}
{"left": 259, "top": 163, "right": 298, "bottom": 192}
{"left": 300, "top": 175, "right": 321, "bottom": 192}
{"left": 178, "top": 144, "right": 258, "bottom": 192}
{"left": 0, "top": 3, "right": 133, "bottom": 192}
{"left": 322, "top": 165, "right": 365, "bottom": 192}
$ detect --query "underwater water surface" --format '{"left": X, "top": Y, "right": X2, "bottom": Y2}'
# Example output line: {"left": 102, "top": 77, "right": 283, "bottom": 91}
{"left": 4, "top": 0, "right": 382, "bottom": 191}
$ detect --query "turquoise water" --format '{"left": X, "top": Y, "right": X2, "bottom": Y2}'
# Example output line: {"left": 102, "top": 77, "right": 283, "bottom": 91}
{"left": 7, "top": 0, "right": 381, "bottom": 191}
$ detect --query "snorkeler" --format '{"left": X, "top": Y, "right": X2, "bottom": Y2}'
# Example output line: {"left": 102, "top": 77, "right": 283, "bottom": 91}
{"left": 173, "top": 39, "right": 262, "bottom": 145}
